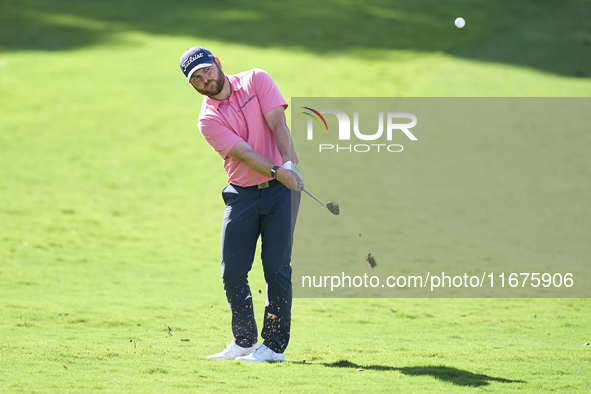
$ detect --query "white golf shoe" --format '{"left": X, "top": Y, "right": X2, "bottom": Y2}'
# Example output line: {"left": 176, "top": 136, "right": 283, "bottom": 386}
{"left": 235, "top": 344, "right": 285, "bottom": 362}
{"left": 207, "top": 341, "right": 260, "bottom": 360}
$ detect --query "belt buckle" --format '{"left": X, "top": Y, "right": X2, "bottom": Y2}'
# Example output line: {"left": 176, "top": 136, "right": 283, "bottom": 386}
{"left": 257, "top": 181, "right": 269, "bottom": 189}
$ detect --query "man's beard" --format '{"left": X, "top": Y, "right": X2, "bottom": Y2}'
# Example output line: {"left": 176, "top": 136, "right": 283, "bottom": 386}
{"left": 197, "top": 64, "right": 225, "bottom": 97}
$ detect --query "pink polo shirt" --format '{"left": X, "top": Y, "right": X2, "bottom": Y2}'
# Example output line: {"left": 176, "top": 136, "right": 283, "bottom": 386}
{"left": 197, "top": 68, "right": 294, "bottom": 187}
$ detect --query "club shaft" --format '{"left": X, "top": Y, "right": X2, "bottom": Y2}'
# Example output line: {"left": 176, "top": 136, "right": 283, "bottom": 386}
{"left": 301, "top": 187, "right": 326, "bottom": 207}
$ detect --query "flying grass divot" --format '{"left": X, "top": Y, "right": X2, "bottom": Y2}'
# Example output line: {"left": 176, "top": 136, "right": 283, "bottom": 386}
{"left": 365, "top": 253, "right": 377, "bottom": 268}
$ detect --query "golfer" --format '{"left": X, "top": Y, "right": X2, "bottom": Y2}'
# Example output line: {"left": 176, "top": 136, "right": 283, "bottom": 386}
{"left": 179, "top": 47, "right": 302, "bottom": 362}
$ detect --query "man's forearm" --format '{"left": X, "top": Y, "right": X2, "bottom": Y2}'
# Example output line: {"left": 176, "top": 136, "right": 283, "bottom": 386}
{"left": 228, "top": 141, "right": 277, "bottom": 178}
{"left": 273, "top": 124, "right": 296, "bottom": 164}
{"left": 264, "top": 106, "right": 296, "bottom": 164}
{"left": 227, "top": 140, "right": 302, "bottom": 191}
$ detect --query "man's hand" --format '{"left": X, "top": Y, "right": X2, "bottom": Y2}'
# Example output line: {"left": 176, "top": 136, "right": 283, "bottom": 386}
{"left": 275, "top": 168, "right": 303, "bottom": 192}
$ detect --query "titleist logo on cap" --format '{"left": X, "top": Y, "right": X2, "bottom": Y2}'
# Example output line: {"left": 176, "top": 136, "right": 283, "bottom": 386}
{"left": 182, "top": 53, "right": 204, "bottom": 71}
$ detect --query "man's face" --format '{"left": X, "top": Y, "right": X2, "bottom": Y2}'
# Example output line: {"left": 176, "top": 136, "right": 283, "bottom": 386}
{"left": 189, "top": 60, "right": 225, "bottom": 97}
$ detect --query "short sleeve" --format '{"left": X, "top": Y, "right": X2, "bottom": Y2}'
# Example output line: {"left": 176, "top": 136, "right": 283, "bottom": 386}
{"left": 197, "top": 115, "right": 243, "bottom": 159}
{"left": 252, "top": 69, "right": 288, "bottom": 115}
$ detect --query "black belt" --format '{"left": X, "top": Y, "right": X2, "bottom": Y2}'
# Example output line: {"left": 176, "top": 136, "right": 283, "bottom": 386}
{"left": 232, "top": 179, "right": 280, "bottom": 191}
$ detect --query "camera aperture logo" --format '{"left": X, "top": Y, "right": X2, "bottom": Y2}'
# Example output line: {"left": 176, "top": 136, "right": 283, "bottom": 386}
{"left": 302, "top": 107, "right": 418, "bottom": 153}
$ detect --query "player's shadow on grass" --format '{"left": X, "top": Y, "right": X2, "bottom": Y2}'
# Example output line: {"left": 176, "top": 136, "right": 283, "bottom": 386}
{"left": 294, "top": 360, "right": 525, "bottom": 388}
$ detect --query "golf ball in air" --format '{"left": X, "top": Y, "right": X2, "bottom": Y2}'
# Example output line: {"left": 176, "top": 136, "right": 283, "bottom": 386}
{"left": 455, "top": 17, "right": 465, "bottom": 28}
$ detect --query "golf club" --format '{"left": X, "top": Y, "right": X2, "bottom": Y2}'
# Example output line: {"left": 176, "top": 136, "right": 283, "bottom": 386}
{"left": 300, "top": 186, "right": 339, "bottom": 215}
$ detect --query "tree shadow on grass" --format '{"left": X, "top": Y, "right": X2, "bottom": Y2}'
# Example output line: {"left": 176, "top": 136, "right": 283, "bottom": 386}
{"left": 293, "top": 360, "right": 525, "bottom": 388}
{"left": 0, "top": 0, "right": 589, "bottom": 78}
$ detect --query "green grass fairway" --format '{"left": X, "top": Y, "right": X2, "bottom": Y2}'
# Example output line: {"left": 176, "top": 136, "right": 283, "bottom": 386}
{"left": 1, "top": 0, "right": 590, "bottom": 392}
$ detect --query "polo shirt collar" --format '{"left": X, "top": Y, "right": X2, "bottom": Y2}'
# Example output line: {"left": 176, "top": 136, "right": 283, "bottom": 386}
{"left": 204, "top": 74, "right": 243, "bottom": 110}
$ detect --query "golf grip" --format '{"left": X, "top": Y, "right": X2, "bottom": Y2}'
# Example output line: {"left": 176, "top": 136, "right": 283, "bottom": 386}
{"left": 301, "top": 187, "right": 326, "bottom": 207}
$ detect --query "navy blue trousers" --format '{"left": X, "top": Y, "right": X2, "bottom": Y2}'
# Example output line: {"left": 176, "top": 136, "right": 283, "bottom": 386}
{"left": 220, "top": 181, "right": 300, "bottom": 353}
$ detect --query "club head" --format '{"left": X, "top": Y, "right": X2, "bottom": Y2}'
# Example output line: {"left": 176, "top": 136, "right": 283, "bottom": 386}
{"left": 326, "top": 202, "right": 339, "bottom": 215}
